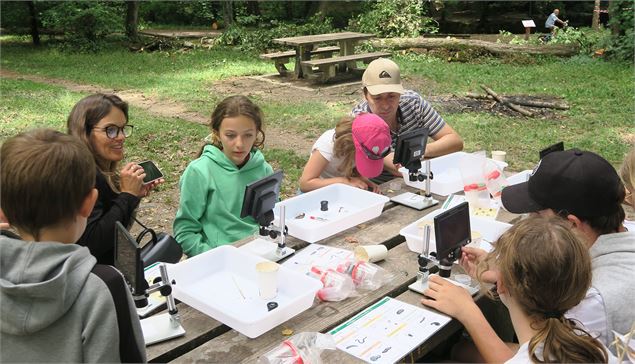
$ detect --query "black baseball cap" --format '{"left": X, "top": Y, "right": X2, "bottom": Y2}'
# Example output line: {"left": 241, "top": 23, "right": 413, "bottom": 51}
{"left": 501, "top": 149, "right": 623, "bottom": 217}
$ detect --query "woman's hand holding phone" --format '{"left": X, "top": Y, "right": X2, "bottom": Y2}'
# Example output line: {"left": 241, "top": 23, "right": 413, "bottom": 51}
{"left": 120, "top": 162, "right": 146, "bottom": 197}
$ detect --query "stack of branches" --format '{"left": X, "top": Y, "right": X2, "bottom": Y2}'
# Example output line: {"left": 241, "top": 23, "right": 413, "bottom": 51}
{"left": 467, "top": 85, "right": 570, "bottom": 118}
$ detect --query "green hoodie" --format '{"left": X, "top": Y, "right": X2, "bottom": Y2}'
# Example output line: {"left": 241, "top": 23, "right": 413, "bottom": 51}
{"left": 174, "top": 145, "right": 273, "bottom": 256}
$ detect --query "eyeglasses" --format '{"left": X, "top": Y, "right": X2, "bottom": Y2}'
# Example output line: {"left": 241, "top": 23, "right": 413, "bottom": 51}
{"left": 360, "top": 143, "right": 390, "bottom": 160}
{"left": 93, "top": 125, "right": 134, "bottom": 139}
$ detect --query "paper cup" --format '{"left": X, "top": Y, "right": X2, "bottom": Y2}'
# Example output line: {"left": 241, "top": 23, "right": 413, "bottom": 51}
{"left": 256, "top": 261, "right": 279, "bottom": 300}
{"left": 491, "top": 150, "right": 507, "bottom": 162}
{"left": 354, "top": 245, "right": 388, "bottom": 263}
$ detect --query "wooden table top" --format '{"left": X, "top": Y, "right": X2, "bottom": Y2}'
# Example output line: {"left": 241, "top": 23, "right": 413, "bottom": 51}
{"left": 145, "top": 181, "right": 519, "bottom": 363}
{"left": 273, "top": 32, "right": 375, "bottom": 47}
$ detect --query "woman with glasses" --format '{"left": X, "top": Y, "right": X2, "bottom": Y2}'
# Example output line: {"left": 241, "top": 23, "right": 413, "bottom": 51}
{"left": 67, "top": 93, "right": 162, "bottom": 265}
{"left": 299, "top": 113, "right": 391, "bottom": 193}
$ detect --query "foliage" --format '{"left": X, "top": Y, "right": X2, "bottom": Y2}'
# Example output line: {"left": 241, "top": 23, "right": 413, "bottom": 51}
{"left": 348, "top": 0, "right": 438, "bottom": 38}
{"left": 606, "top": 0, "right": 635, "bottom": 61}
{"left": 139, "top": 1, "right": 217, "bottom": 26}
{"left": 216, "top": 13, "right": 334, "bottom": 52}
{"left": 40, "top": 2, "right": 123, "bottom": 52}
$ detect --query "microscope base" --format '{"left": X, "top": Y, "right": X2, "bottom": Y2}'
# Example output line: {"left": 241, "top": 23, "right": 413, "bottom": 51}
{"left": 239, "top": 238, "right": 295, "bottom": 262}
{"left": 140, "top": 312, "right": 186, "bottom": 346}
{"left": 408, "top": 275, "right": 479, "bottom": 296}
{"left": 390, "top": 192, "right": 439, "bottom": 211}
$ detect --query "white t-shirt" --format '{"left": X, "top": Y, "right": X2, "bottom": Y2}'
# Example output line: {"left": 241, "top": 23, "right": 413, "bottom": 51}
{"left": 507, "top": 341, "right": 618, "bottom": 363}
{"left": 312, "top": 129, "right": 349, "bottom": 179}
{"left": 566, "top": 287, "right": 609, "bottom": 347}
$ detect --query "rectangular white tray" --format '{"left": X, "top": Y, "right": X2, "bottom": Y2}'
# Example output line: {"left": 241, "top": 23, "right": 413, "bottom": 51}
{"left": 166, "top": 245, "right": 321, "bottom": 338}
{"left": 400, "top": 208, "right": 512, "bottom": 254}
{"left": 399, "top": 151, "right": 508, "bottom": 196}
{"left": 275, "top": 183, "right": 389, "bottom": 243}
{"left": 506, "top": 169, "right": 532, "bottom": 186}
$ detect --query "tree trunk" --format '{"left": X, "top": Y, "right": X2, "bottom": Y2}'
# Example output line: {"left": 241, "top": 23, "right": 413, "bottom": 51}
{"left": 369, "top": 37, "right": 579, "bottom": 57}
{"left": 26, "top": 1, "right": 40, "bottom": 46}
{"left": 592, "top": 0, "right": 601, "bottom": 30}
{"left": 125, "top": 1, "right": 139, "bottom": 42}
{"left": 222, "top": 1, "right": 234, "bottom": 27}
{"left": 608, "top": 0, "right": 620, "bottom": 35}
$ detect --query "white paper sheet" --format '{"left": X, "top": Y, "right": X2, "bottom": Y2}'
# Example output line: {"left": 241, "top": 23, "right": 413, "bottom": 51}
{"left": 329, "top": 296, "right": 451, "bottom": 363}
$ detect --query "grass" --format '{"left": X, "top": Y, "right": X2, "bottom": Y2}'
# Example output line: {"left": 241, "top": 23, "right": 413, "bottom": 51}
{"left": 1, "top": 36, "right": 633, "bottom": 196}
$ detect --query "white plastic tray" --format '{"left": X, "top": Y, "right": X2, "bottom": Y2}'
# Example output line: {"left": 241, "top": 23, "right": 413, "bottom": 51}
{"left": 506, "top": 170, "right": 532, "bottom": 186}
{"left": 399, "top": 152, "right": 508, "bottom": 196}
{"left": 275, "top": 183, "right": 389, "bottom": 243}
{"left": 400, "top": 208, "right": 512, "bottom": 254}
{"left": 166, "top": 245, "right": 321, "bottom": 338}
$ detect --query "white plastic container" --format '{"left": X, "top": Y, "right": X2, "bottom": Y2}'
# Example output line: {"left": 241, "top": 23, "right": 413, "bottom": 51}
{"left": 166, "top": 245, "right": 322, "bottom": 338}
{"left": 399, "top": 152, "right": 508, "bottom": 196}
{"left": 506, "top": 170, "right": 532, "bottom": 186}
{"left": 275, "top": 183, "right": 389, "bottom": 243}
{"left": 400, "top": 208, "right": 512, "bottom": 254}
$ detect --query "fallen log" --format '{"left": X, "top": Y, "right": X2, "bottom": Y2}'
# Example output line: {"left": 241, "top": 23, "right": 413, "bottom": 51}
{"left": 480, "top": 85, "right": 533, "bottom": 117}
{"left": 465, "top": 92, "right": 570, "bottom": 110}
{"left": 368, "top": 37, "right": 579, "bottom": 57}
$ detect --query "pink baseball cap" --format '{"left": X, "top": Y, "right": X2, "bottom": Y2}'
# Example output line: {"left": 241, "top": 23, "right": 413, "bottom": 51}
{"left": 352, "top": 113, "right": 392, "bottom": 178}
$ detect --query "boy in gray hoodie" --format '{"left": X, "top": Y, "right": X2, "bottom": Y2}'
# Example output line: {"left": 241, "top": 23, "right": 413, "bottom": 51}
{"left": 0, "top": 129, "right": 146, "bottom": 362}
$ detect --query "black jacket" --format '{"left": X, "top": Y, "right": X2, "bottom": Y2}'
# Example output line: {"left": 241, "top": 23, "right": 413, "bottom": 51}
{"left": 77, "top": 169, "right": 140, "bottom": 265}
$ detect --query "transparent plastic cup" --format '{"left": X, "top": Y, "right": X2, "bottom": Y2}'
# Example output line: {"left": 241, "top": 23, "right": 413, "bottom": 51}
{"left": 309, "top": 267, "right": 354, "bottom": 302}
{"left": 256, "top": 261, "right": 279, "bottom": 300}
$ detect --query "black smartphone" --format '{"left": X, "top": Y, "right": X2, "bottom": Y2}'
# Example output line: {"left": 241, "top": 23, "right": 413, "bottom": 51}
{"left": 539, "top": 142, "right": 564, "bottom": 160}
{"left": 137, "top": 160, "right": 163, "bottom": 184}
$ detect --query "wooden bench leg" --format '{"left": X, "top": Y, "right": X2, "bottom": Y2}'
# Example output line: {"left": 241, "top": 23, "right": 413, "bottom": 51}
{"left": 274, "top": 59, "right": 288, "bottom": 76}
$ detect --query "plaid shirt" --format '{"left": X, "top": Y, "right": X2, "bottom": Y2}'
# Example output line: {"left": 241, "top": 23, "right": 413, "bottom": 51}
{"left": 351, "top": 90, "right": 446, "bottom": 149}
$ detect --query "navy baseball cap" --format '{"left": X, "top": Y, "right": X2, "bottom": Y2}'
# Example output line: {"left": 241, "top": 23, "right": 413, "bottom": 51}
{"left": 501, "top": 149, "right": 623, "bottom": 217}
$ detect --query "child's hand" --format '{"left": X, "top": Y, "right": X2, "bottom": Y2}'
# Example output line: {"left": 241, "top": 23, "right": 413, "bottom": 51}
{"left": 347, "top": 177, "right": 369, "bottom": 190}
{"left": 119, "top": 162, "right": 146, "bottom": 197}
{"left": 460, "top": 246, "right": 498, "bottom": 284}
{"left": 420, "top": 275, "right": 477, "bottom": 322}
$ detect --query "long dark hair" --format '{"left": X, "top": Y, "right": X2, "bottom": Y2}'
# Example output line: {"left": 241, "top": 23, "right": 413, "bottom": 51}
{"left": 67, "top": 93, "right": 129, "bottom": 191}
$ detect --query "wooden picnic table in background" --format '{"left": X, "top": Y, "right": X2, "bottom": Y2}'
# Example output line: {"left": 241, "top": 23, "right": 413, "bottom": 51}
{"left": 265, "top": 32, "right": 390, "bottom": 81}
{"left": 146, "top": 179, "right": 519, "bottom": 363}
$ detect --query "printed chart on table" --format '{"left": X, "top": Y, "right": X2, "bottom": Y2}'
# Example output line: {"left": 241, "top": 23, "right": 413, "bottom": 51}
{"left": 282, "top": 243, "right": 354, "bottom": 275}
{"left": 329, "top": 296, "right": 451, "bottom": 363}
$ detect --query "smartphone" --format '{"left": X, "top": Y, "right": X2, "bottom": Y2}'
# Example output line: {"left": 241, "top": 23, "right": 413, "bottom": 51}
{"left": 539, "top": 142, "right": 564, "bottom": 160}
{"left": 137, "top": 160, "right": 163, "bottom": 184}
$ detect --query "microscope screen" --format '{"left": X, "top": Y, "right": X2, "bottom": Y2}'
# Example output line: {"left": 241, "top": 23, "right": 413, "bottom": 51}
{"left": 434, "top": 202, "right": 471, "bottom": 261}
{"left": 114, "top": 221, "right": 139, "bottom": 290}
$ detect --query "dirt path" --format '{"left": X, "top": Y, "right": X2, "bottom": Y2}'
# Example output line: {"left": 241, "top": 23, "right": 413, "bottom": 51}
{"left": 0, "top": 69, "right": 316, "bottom": 154}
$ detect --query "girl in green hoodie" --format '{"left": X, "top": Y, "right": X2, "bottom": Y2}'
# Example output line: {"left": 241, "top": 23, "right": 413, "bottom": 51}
{"left": 174, "top": 96, "right": 273, "bottom": 256}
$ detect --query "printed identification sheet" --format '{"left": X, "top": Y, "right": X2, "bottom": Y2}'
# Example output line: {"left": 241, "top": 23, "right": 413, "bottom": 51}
{"left": 281, "top": 243, "right": 353, "bottom": 275}
{"left": 329, "top": 296, "right": 451, "bottom": 363}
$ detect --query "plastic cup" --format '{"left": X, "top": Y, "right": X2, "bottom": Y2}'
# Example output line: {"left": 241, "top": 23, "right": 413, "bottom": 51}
{"left": 491, "top": 150, "right": 507, "bottom": 163}
{"left": 354, "top": 245, "right": 388, "bottom": 263}
{"left": 256, "top": 261, "right": 279, "bottom": 300}
{"left": 388, "top": 180, "right": 402, "bottom": 191}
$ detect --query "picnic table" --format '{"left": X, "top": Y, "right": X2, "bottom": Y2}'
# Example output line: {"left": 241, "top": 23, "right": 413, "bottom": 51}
{"left": 145, "top": 180, "right": 519, "bottom": 363}
{"left": 262, "top": 32, "right": 391, "bottom": 82}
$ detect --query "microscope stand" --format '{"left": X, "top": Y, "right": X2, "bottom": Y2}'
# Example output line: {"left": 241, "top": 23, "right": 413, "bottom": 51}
{"left": 239, "top": 238, "right": 295, "bottom": 262}
{"left": 140, "top": 312, "right": 186, "bottom": 345}
{"left": 408, "top": 273, "right": 479, "bottom": 296}
{"left": 391, "top": 192, "right": 439, "bottom": 210}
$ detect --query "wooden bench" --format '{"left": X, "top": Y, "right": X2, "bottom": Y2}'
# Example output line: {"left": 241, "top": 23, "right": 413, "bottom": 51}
{"left": 300, "top": 51, "right": 391, "bottom": 82}
{"left": 260, "top": 46, "right": 340, "bottom": 75}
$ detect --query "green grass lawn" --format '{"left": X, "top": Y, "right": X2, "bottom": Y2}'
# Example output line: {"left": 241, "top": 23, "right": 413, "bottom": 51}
{"left": 1, "top": 36, "right": 633, "bottom": 196}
